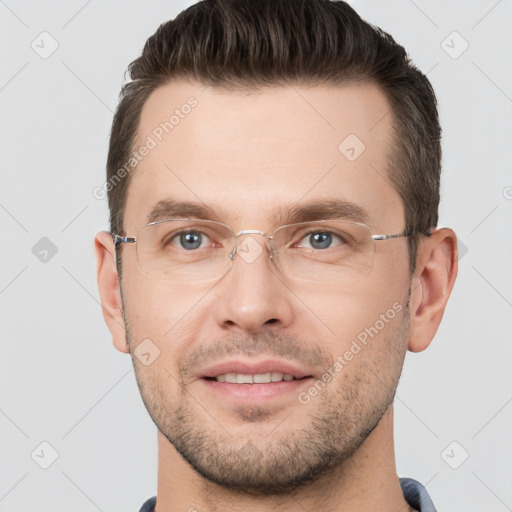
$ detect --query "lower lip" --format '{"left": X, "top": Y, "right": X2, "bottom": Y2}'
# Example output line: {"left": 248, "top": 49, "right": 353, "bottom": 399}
{"left": 200, "top": 377, "right": 313, "bottom": 401}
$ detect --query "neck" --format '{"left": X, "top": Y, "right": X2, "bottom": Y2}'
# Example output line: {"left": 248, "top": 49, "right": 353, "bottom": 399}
{"left": 154, "top": 405, "right": 413, "bottom": 512}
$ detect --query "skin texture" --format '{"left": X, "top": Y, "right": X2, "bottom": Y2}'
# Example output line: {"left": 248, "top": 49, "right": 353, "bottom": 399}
{"left": 95, "top": 80, "right": 458, "bottom": 512}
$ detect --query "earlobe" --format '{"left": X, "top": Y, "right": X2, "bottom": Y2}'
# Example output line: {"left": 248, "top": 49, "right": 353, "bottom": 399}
{"left": 94, "top": 231, "right": 129, "bottom": 354}
{"left": 408, "top": 228, "right": 458, "bottom": 353}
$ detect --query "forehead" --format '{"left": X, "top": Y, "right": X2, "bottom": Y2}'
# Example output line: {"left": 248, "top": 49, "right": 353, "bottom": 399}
{"left": 124, "top": 79, "right": 403, "bottom": 232}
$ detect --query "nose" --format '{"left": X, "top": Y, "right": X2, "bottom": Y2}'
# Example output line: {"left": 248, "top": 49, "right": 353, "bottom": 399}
{"left": 213, "top": 233, "right": 295, "bottom": 334}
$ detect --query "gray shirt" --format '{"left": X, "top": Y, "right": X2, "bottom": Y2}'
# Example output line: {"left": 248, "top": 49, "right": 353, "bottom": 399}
{"left": 138, "top": 477, "right": 437, "bottom": 511}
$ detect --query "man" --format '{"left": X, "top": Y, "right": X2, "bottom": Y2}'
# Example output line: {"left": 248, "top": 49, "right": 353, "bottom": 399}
{"left": 95, "top": 0, "right": 458, "bottom": 510}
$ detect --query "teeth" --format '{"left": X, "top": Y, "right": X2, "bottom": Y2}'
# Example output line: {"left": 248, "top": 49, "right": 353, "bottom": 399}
{"left": 214, "top": 372, "right": 296, "bottom": 383}
{"left": 253, "top": 372, "right": 272, "bottom": 383}
{"left": 236, "top": 373, "right": 253, "bottom": 384}
{"left": 224, "top": 372, "right": 237, "bottom": 383}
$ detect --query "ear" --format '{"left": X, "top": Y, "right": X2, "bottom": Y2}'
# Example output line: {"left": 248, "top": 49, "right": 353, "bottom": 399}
{"left": 94, "top": 231, "right": 129, "bottom": 354}
{"left": 408, "top": 228, "right": 458, "bottom": 353}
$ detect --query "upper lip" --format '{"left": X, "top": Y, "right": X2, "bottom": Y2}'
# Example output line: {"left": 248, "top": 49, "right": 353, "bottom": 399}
{"left": 199, "top": 359, "right": 313, "bottom": 380}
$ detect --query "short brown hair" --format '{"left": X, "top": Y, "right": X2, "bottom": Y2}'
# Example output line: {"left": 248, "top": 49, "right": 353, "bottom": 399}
{"left": 107, "top": 0, "right": 441, "bottom": 272}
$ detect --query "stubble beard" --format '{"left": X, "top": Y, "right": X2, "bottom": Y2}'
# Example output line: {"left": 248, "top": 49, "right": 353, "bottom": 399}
{"left": 125, "top": 301, "right": 410, "bottom": 496}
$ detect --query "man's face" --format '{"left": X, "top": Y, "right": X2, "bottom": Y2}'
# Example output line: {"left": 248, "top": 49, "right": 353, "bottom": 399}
{"left": 119, "top": 80, "right": 412, "bottom": 493}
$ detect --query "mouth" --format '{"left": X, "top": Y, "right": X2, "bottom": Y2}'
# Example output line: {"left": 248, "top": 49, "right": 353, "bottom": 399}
{"left": 204, "top": 372, "right": 303, "bottom": 383}
{"left": 198, "top": 360, "right": 315, "bottom": 401}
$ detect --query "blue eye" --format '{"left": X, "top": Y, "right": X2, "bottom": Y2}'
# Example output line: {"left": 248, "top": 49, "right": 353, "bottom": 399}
{"left": 298, "top": 231, "right": 345, "bottom": 250}
{"left": 309, "top": 232, "right": 332, "bottom": 249}
{"left": 171, "top": 231, "right": 210, "bottom": 250}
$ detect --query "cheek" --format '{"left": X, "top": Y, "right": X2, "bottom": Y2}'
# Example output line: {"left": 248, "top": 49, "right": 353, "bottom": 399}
{"left": 373, "top": 239, "right": 411, "bottom": 288}
{"left": 290, "top": 274, "right": 408, "bottom": 358}
{"left": 122, "top": 272, "right": 213, "bottom": 362}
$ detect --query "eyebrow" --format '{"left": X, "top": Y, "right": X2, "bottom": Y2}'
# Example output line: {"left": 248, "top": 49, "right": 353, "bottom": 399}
{"left": 279, "top": 199, "right": 369, "bottom": 225}
{"left": 146, "top": 197, "right": 369, "bottom": 226}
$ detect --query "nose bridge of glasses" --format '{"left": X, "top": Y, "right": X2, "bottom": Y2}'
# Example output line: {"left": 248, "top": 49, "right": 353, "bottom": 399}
{"left": 228, "top": 229, "right": 274, "bottom": 261}
{"left": 234, "top": 229, "right": 268, "bottom": 238}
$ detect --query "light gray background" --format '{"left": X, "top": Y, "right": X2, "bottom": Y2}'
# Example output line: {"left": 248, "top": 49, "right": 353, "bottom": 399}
{"left": 1, "top": 0, "right": 511, "bottom": 510}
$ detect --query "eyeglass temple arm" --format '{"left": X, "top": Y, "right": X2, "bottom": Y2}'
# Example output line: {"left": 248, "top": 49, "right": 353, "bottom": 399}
{"left": 372, "top": 230, "right": 432, "bottom": 241}
{"left": 112, "top": 234, "right": 136, "bottom": 246}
